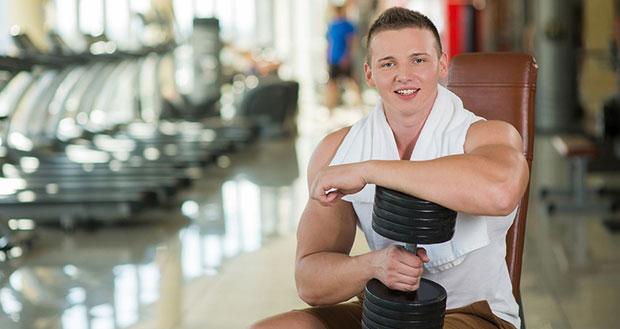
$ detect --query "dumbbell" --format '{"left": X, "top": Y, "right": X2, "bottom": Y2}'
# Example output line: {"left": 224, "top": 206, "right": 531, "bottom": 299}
{"left": 362, "top": 186, "right": 457, "bottom": 329}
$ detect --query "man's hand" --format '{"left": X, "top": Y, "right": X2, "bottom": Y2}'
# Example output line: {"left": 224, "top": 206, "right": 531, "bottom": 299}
{"left": 372, "top": 245, "right": 429, "bottom": 292}
{"left": 310, "top": 162, "right": 368, "bottom": 206}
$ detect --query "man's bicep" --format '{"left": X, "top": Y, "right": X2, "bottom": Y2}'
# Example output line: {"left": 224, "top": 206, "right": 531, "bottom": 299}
{"left": 296, "top": 199, "right": 357, "bottom": 260}
{"left": 464, "top": 120, "right": 524, "bottom": 155}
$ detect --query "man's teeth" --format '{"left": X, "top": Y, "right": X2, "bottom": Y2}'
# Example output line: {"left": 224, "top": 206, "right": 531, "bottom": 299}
{"left": 395, "top": 89, "right": 419, "bottom": 95}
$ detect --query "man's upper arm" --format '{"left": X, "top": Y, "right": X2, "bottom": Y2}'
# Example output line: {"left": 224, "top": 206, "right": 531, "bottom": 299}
{"left": 464, "top": 119, "right": 530, "bottom": 211}
{"left": 296, "top": 127, "right": 358, "bottom": 261}
{"left": 464, "top": 120, "right": 524, "bottom": 155}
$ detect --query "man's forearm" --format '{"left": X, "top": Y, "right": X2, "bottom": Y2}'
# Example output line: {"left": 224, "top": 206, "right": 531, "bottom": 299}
{"left": 364, "top": 146, "right": 528, "bottom": 216}
{"left": 295, "top": 251, "right": 375, "bottom": 306}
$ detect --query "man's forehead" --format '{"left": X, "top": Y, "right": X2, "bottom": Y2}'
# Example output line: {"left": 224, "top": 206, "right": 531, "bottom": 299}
{"left": 369, "top": 28, "right": 438, "bottom": 59}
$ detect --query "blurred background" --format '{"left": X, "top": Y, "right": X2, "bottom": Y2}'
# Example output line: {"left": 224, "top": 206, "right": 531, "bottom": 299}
{"left": 0, "top": 0, "right": 618, "bottom": 328}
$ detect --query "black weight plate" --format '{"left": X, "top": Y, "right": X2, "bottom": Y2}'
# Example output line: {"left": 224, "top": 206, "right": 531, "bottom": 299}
{"left": 372, "top": 213, "right": 456, "bottom": 235}
{"left": 372, "top": 217, "right": 455, "bottom": 243}
{"left": 375, "top": 194, "right": 441, "bottom": 211}
{"left": 362, "top": 312, "right": 443, "bottom": 329}
{"left": 363, "top": 303, "right": 445, "bottom": 329}
{"left": 372, "top": 220, "right": 455, "bottom": 244}
{"left": 363, "top": 297, "right": 445, "bottom": 321}
{"left": 372, "top": 221, "right": 454, "bottom": 244}
{"left": 364, "top": 290, "right": 446, "bottom": 318}
{"left": 375, "top": 197, "right": 457, "bottom": 219}
{"left": 371, "top": 219, "right": 451, "bottom": 237}
{"left": 374, "top": 194, "right": 448, "bottom": 211}
{"left": 373, "top": 206, "right": 456, "bottom": 228}
{"left": 375, "top": 186, "right": 435, "bottom": 205}
{"left": 365, "top": 278, "right": 447, "bottom": 313}
{"left": 362, "top": 312, "right": 397, "bottom": 329}
{"left": 372, "top": 215, "right": 455, "bottom": 237}
{"left": 372, "top": 211, "right": 456, "bottom": 233}
{"left": 375, "top": 186, "right": 445, "bottom": 210}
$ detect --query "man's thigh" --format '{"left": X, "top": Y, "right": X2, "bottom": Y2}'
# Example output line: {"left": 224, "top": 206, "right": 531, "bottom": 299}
{"left": 298, "top": 299, "right": 363, "bottom": 329}
{"left": 444, "top": 301, "right": 516, "bottom": 329}
{"left": 297, "top": 299, "right": 515, "bottom": 329}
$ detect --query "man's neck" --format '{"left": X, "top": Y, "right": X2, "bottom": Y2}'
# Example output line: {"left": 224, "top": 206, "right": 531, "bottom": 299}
{"left": 390, "top": 118, "right": 426, "bottom": 160}
{"left": 384, "top": 94, "right": 438, "bottom": 160}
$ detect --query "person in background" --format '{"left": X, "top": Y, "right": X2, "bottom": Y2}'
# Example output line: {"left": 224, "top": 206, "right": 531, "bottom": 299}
{"left": 325, "top": 5, "right": 360, "bottom": 112}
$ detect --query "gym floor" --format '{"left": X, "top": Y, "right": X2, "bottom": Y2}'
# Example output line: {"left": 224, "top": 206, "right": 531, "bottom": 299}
{"left": 1, "top": 89, "right": 619, "bottom": 329}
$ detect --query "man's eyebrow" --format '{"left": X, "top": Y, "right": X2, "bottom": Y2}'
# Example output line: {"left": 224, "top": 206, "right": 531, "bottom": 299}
{"left": 409, "top": 52, "right": 430, "bottom": 57}
{"left": 377, "top": 55, "right": 395, "bottom": 62}
{"left": 377, "top": 52, "right": 430, "bottom": 62}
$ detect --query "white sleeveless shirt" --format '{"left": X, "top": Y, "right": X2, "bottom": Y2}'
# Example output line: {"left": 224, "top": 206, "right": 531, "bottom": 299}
{"left": 329, "top": 85, "right": 520, "bottom": 328}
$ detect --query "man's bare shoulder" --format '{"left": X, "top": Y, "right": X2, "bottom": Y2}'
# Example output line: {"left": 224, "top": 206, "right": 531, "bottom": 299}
{"left": 307, "top": 127, "right": 352, "bottom": 182}
{"left": 465, "top": 120, "right": 523, "bottom": 153}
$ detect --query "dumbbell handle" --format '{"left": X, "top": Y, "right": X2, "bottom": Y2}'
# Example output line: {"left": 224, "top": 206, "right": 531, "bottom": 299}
{"left": 405, "top": 243, "right": 417, "bottom": 254}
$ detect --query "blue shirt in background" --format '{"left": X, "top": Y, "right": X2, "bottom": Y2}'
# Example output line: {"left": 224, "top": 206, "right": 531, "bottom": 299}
{"left": 327, "top": 18, "right": 356, "bottom": 65}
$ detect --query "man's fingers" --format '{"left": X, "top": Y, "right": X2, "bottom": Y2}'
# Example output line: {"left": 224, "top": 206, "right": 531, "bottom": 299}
{"left": 389, "top": 276, "right": 421, "bottom": 291}
{"left": 312, "top": 189, "right": 344, "bottom": 206}
{"left": 378, "top": 245, "right": 428, "bottom": 292}
{"left": 416, "top": 247, "right": 430, "bottom": 263}
{"left": 395, "top": 246, "right": 426, "bottom": 268}
{"left": 395, "top": 262, "right": 423, "bottom": 276}
{"left": 324, "top": 190, "right": 343, "bottom": 204}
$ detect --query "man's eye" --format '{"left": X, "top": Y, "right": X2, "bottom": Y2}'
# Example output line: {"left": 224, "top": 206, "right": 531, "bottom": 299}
{"left": 381, "top": 62, "right": 394, "bottom": 68}
{"left": 413, "top": 58, "right": 424, "bottom": 64}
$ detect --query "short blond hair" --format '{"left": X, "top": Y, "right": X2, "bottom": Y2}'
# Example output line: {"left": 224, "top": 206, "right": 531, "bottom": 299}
{"left": 366, "top": 7, "right": 442, "bottom": 62}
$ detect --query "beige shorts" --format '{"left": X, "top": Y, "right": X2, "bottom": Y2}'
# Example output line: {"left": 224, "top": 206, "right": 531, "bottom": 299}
{"left": 298, "top": 298, "right": 516, "bottom": 329}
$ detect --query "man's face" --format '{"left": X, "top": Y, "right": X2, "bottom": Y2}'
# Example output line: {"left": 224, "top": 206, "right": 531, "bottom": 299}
{"left": 364, "top": 28, "right": 448, "bottom": 117}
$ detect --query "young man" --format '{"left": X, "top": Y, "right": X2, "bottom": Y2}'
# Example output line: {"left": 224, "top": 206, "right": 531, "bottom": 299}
{"left": 252, "top": 7, "right": 528, "bottom": 329}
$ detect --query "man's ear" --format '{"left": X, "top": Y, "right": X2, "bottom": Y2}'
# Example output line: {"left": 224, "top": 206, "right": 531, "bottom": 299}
{"left": 438, "top": 52, "right": 449, "bottom": 78}
{"left": 364, "top": 62, "right": 375, "bottom": 87}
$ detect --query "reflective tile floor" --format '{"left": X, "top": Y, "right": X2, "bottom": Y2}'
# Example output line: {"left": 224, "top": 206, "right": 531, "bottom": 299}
{"left": 0, "top": 102, "right": 619, "bottom": 329}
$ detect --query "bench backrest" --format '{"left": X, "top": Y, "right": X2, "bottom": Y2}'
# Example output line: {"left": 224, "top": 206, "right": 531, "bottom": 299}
{"left": 447, "top": 52, "right": 538, "bottom": 300}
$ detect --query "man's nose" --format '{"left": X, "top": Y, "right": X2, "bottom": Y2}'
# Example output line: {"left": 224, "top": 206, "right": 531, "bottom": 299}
{"left": 396, "top": 65, "right": 416, "bottom": 82}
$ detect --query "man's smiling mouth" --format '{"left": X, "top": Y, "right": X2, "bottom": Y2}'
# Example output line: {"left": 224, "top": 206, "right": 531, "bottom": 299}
{"left": 395, "top": 88, "right": 420, "bottom": 95}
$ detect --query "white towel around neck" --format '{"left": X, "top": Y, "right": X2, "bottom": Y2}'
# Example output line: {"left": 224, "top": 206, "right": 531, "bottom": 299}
{"left": 330, "top": 84, "right": 496, "bottom": 273}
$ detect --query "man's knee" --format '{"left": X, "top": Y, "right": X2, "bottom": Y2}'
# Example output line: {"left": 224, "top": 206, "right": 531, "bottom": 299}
{"left": 250, "top": 310, "right": 325, "bottom": 329}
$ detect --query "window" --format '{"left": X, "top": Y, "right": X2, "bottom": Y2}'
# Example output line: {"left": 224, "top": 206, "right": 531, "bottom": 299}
{"left": 78, "top": 0, "right": 104, "bottom": 36}
{"left": 105, "top": 0, "right": 132, "bottom": 50}
{"left": 0, "top": 0, "right": 9, "bottom": 55}
{"left": 54, "top": 0, "right": 80, "bottom": 49}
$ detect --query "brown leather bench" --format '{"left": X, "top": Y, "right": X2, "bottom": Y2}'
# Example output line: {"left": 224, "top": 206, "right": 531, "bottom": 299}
{"left": 552, "top": 135, "right": 598, "bottom": 157}
{"left": 448, "top": 52, "right": 538, "bottom": 329}
{"left": 542, "top": 134, "right": 613, "bottom": 213}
